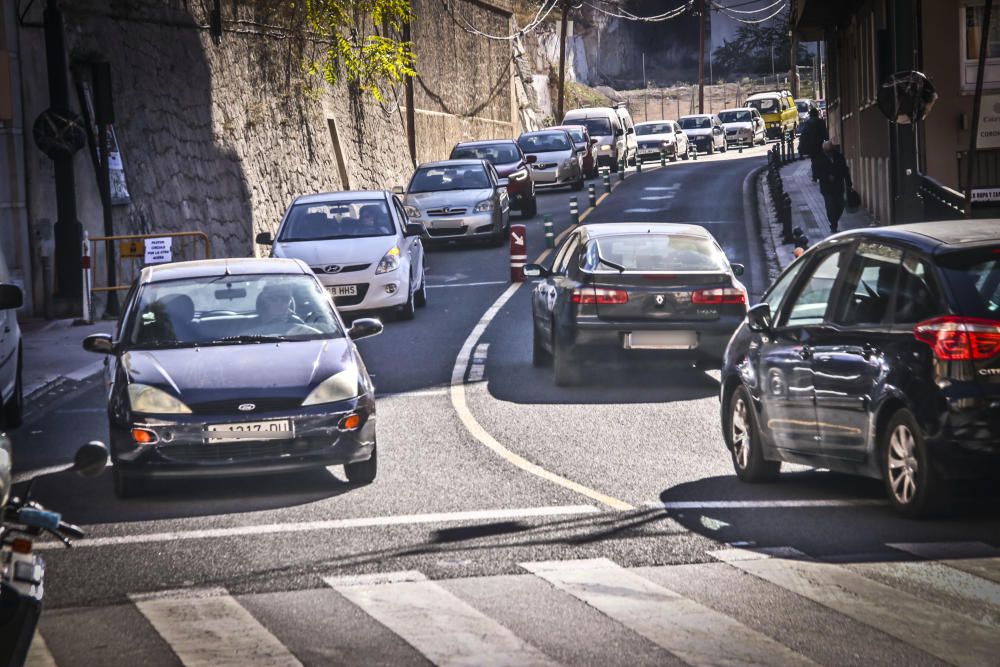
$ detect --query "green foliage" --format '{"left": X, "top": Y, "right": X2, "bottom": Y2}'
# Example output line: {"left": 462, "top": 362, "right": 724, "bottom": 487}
{"left": 712, "top": 21, "right": 808, "bottom": 77}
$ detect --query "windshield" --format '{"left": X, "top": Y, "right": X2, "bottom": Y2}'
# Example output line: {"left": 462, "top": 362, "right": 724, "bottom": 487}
{"left": 127, "top": 274, "right": 345, "bottom": 349}
{"left": 747, "top": 98, "right": 779, "bottom": 114}
{"left": 636, "top": 123, "right": 673, "bottom": 135}
{"left": 278, "top": 200, "right": 395, "bottom": 242}
{"left": 718, "top": 110, "right": 751, "bottom": 123}
{"left": 581, "top": 234, "right": 728, "bottom": 272}
{"left": 679, "top": 117, "right": 712, "bottom": 130}
{"left": 569, "top": 118, "right": 612, "bottom": 137}
{"left": 938, "top": 250, "right": 1000, "bottom": 319}
{"left": 796, "top": 101, "right": 811, "bottom": 113}
{"left": 518, "top": 132, "right": 572, "bottom": 153}
{"left": 409, "top": 165, "right": 490, "bottom": 193}
{"left": 561, "top": 128, "right": 586, "bottom": 142}
{"left": 450, "top": 143, "right": 520, "bottom": 164}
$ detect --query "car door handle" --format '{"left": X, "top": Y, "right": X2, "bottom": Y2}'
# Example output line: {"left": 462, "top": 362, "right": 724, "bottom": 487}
{"left": 862, "top": 343, "right": 877, "bottom": 360}
{"left": 798, "top": 346, "right": 813, "bottom": 360}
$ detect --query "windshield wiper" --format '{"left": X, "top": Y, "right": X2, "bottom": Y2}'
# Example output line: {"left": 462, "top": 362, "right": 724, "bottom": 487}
{"left": 597, "top": 254, "right": 626, "bottom": 273}
{"left": 210, "top": 335, "right": 286, "bottom": 344}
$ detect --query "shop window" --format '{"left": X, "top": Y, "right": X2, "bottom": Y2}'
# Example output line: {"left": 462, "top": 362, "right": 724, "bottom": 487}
{"left": 961, "top": 3, "right": 1000, "bottom": 91}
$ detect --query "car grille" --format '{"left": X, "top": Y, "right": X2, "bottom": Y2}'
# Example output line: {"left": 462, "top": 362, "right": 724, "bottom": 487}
{"left": 426, "top": 207, "right": 467, "bottom": 216}
{"left": 639, "top": 141, "right": 662, "bottom": 150}
{"left": 157, "top": 440, "right": 331, "bottom": 464}
{"left": 333, "top": 284, "right": 369, "bottom": 307}
{"left": 427, "top": 226, "right": 467, "bottom": 237}
{"left": 726, "top": 128, "right": 738, "bottom": 135}
{"left": 533, "top": 163, "right": 557, "bottom": 170}
{"left": 311, "top": 263, "right": 370, "bottom": 274}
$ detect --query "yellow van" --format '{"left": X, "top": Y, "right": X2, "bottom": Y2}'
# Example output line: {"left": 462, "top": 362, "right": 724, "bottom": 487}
{"left": 745, "top": 92, "right": 798, "bottom": 140}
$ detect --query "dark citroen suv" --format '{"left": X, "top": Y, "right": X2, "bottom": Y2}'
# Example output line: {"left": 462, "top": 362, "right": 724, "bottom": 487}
{"left": 720, "top": 221, "right": 1000, "bottom": 517}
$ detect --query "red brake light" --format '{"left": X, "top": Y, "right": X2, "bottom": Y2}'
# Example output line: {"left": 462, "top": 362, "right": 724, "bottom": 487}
{"left": 572, "top": 288, "right": 628, "bottom": 304}
{"left": 692, "top": 287, "right": 747, "bottom": 305}
{"left": 914, "top": 316, "right": 1000, "bottom": 361}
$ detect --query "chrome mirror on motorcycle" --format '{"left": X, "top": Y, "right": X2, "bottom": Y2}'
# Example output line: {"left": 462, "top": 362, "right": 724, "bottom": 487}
{"left": 71, "top": 441, "right": 110, "bottom": 477}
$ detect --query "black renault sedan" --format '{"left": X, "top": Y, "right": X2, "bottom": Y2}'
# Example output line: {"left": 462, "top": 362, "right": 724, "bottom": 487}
{"left": 525, "top": 223, "right": 748, "bottom": 385}
{"left": 83, "top": 258, "right": 383, "bottom": 498}
{"left": 720, "top": 220, "right": 1000, "bottom": 517}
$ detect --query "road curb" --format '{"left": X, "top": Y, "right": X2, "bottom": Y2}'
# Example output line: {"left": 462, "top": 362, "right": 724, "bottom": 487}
{"left": 24, "top": 361, "right": 104, "bottom": 405}
{"left": 741, "top": 163, "right": 770, "bottom": 301}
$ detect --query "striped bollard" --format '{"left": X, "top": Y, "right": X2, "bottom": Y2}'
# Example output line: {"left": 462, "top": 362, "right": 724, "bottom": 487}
{"left": 602, "top": 169, "right": 611, "bottom": 194}
{"left": 543, "top": 214, "right": 554, "bottom": 248}
{"left": 510, "top": 223, "right": 527, "bottom": 282}
{"left": 636, "top": 158, "right": 642, "bottom": 174}
{"left": 660, "top": 149, "right": 666, "bottom": 167}
{"left": 569, "top": 196, "right": 579, "bottom": 225}
{"left": 588, "top": 183, "right": 596, "bottom": 208}
{"left": 738, "top": 139, "right": 744, "bottom": 154}
{"left": 692, "top": 144, "right": 698, "bottom": 160}
{"left": 619, "top": 155, "right": 627, "bottom": 179}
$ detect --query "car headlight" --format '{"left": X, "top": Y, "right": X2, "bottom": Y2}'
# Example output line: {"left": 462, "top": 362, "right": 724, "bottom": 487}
{"left": 661, "top": 139, "right": 673, "bottom": 147}
{"left": 376, "top": 246, "right": 401, "bottom": 274}
{"left": 404, "top": 205, "right": 420, "bottom": 218}
{"left": 128, "top": 383, "right": 192, "bottom": 415}
{"left": 302, "top": 368, "right": 359, "bottom": 406}
{"left": 562, "top": 158, "right": 576, "bottom": 168}
{"left": 601, "top": 144, "right": 612, "bottom": 151}
{"left": 509, "top": 169, "right": 528, "bottom": 182}
{"left": 474, "top": 200, "right": 494, "bottom": 213}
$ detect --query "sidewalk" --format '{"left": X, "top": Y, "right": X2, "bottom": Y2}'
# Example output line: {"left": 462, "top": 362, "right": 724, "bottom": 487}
{"left": 758, "top": 158, "right": 875, "bottom": 276}
{"left": 20, "top": 318, "right": 114, "bottom": 400}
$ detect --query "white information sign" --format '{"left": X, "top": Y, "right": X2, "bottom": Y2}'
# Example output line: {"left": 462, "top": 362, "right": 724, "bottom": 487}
{"left": 972, "top": 188, "right": 1000, "bottom": 202}
{"left": 144, "top": 237, "right": 173, "bottom": 264}
{"left": 976, "top": 94, "right": 1000, "bottom": 149}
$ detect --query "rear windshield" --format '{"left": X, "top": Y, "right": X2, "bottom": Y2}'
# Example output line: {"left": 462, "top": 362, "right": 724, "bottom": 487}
{"left": 679, "top": 117, "right": 712, "bottom": 129}
{"left": 450, "top": 143, "right": 520, "bottom": 164}
{"left": 636, "top": 123, "right": 674, "bottom": 135}
{"left": 581, "top": 234, "right": 727, "bottom": 273}
{"left": 795, "top": 101, "right": 811, "bottom": 113}
{"left": 938, "top": 250, "right": 1000, "bottom": 319}
{"left": 409, "top": 165, "right": 490, "bottom": 193}
{"left": 718, "top": 110, "right": 751, "bottom": 123}
{"left": 569, "top": 118, "right": 612, "bottom": 136}
{"left": 279, "top": 200, "right": 395, "bottom": 242}
{"left": 747, "top": 98, "right": 779, "bottom": 114}
{"left": 518, "top": 132, "right": 573, "bottom": 152}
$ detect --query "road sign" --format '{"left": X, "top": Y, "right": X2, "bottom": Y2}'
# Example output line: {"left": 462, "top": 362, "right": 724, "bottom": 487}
{"left": 510, "top": 224, "right": 527, "bottom": 283}
{"left": 119, "top": 240, "right": 143, "bottom": 259}
{"left": 144, "top": 237, "right": 173, "bottom": 264}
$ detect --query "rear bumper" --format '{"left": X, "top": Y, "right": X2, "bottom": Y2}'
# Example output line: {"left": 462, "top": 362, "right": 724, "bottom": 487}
{"left": 558, "top": 317, "right": 741, "bottom": 363}
{"left": 417, "top": 212, "right": 496, "bottom": 240}
{"left": 927, "top": 400, "right": 1000, "bottom": 479}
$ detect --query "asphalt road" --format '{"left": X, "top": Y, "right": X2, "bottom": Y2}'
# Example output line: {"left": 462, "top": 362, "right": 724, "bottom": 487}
{"left": 10, "top": 145, "right": 1000, "bottom": 666}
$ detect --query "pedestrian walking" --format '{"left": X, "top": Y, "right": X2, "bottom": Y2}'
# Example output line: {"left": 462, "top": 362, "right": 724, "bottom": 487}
{"left": 798, "top": 107, "right": 826, "bottom": 180}
{"left": 814, "top": 141, "right": 853, "bottom": 233}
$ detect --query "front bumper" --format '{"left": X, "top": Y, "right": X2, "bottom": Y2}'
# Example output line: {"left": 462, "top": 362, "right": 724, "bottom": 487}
{"left": 531, "top": 164, "right": 577, "bottom": 187}
{"left": 637, "top": 144, "right": 673, "bottom": 161}
{"left": 111, "top": 397, "right": 376, "bottom": 478}
{"left": 416, "top": 211, "right": 496, "bottom": 240}
{"left": 316, "top": 270, "right": 407, "bottom": 312}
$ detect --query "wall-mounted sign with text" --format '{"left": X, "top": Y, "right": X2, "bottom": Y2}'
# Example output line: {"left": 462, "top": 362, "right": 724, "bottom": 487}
{"left": 977, "top": 94, "right": 1000, "bottom": 149}
{"left": 144, "top": 238, "right": 173, "bottom": 264}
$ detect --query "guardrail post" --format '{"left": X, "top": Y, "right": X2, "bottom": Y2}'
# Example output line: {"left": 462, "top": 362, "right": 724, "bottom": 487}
{"left": 781, "top": 193, "right": 794, "bottom": 243}
{"left": 80, "top": 231, "right": 93, "bottom": 324}
{"left": 587, "top": 183, "right": 596, "bottom": 208}
{"left": 544, "top": 214, "right": 554, "bottom": 248}
{"left": 510, "top": 223, "right": 527, "bottom": 282}
{"left": 569, "top": 196, "right": 579, "bottom": 225}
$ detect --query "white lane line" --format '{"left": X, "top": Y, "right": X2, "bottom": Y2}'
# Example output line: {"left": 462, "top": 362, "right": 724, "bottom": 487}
{"left": 649, "top": 499, "right": 885, "bottom": 510}
{"left": 521, "top": 558, "right": 817, "bottom": 667}
{"left": 32, "top": 505, "right": 600, "bottom": 551}
{"left": 132, "top": 588, "right": 301, "bottom": 667}
{"left": 327, "top": 576, "right": 559, "bottom": 667}
{"left": 643, "top": 185, "right": 681, "bottom": 191}
{"left": 24, "top": 632, "right": 57, "bottom": 667}
{"left": 888, "top": 542, "right": 1000, "bottom": 584}
{"left": 427, "top": 280, "right": 509, "bottom": 289}
{"left": 325, "top": 570, "right": 428, "bottom": 587}
{"left": 711, "top": 548, "right": 1000, "bottom": 667}
{"left": 640, "top": 195, "right": 675, "bottom": 201}
{"left": 448, "top": 206, "right": 633, "bottom": 511}
{"left": 622, "top": 208, "right": 665, "bottom": 213}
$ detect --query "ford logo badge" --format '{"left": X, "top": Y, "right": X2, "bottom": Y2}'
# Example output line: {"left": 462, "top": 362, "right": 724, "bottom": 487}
{"left": 238, "top": 403, "right": 256, "bottom": 412}
{"left": 324, "top": 265, "right": 342, "bottom": 274}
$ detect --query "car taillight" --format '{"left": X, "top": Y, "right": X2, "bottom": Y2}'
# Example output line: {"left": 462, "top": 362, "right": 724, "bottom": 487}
{"left": 572, "top": 288, "right": 628, "bottom": 304}
{"left": 914, "top": 316, "right": 1000, "bottom": 361}
{"left": 692, "top": 287, "right": 746, "bottom": 305}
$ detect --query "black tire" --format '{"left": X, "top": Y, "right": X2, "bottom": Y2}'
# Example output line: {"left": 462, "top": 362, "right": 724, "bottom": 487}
{"left": 682, "top": 145, "right": 690, "bottom": 160}
{"left": 552, "top": 337, "right": 579, "bottom": 387}
{"left": 345, "top": 445, "right": 377, "bottom": 484}
{"left": 610, "top": 159, "right": 619, "bottom": 173}
{"left": 113, "top": 468, "right": 145, "bottom": 499}
{"left": 532, "top": 325, "right": 551, "bottom": 367}
{"left": 721, "top": 140, "right": 728, "bottom": 153}
{"left": 2, "top": 348, "right": 23, "bottom": 429}
{"left": 571, "top": 176, "right": 584, "bottom": 191}
{"left": 882, "top": 408, "right": 948, "bottom": 518}
{"left": 414, "top": 267, "right": 427, "bottom": 308}
{"left": 727, "top": 386, "right": 780, "bottom": 482}
{"left": 396, "top": 287, "right": 416, "bottom": 320}
{"left": 707, "top": 141, "right": 715, "bottom": 155}
{"left": 669, "top": 152, "right": 678, "bottom": 163}
{"left": 522, "top": 196, "right": 537, "bottom": 219}
{"left": 489, "top": 221, "right": 505, "bottom": 247}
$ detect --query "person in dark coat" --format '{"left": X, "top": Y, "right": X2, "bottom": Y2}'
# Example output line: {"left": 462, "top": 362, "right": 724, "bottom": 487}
{"left": 814, "top": 140, "right": 853, "bottom": 233}
{"left": 798, "top": 107, "right": 826, "bottom": 180}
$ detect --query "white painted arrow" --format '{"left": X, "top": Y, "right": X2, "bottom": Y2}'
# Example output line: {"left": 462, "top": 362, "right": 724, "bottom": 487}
{"left": 511, "top": 231, "right": 524, "bottom": 246}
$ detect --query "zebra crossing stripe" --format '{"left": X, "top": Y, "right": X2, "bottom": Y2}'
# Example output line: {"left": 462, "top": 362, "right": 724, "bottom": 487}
{"left": 711, "top": 548, "right": 1000, "bottom": 667}
{"left": 887, "top": 542, "right": 1000, "bottom": 584}
{"left": 25, "top": 632, "right": 57, "bottom": 667}
{"left": 520, "top": 558, "right": 818, "bottom": 667}
{"left": 131, "top": 588, "right": 301, "bottom": 667}
{"left": 325, "top": 575, "right": 559, "bottom": 667}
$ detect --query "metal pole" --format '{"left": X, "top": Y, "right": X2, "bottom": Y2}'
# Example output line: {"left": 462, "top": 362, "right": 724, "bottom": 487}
{"left": 789, "top": 30, "right": 799, "bottom": 98}
{"left": 403, "top": 18, "right": 417, "bottom": 167}
{"left": 966, "top": 0, "right": 994, "bottom": 217}
{"left": 698, "top": 0, "right": 705, "bottom": 113}
{"left": 93, "top": 62, "right": 119, "bottom": 317}
{"left": 556, "top": 1, "right": 568, "bottom": 122}
{"left": 642, "top": 52, "right": 646, "bottom": 90}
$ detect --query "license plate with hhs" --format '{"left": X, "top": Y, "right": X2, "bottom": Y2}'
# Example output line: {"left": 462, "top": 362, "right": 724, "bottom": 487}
{"left": 206, "top": 419, "right": 292, "bottom": 442}
{"left": 624, "top": 331, "right": 698, "bottom": 350}
{"left": 328, "top": 285, "right": 358, "bottom": 297}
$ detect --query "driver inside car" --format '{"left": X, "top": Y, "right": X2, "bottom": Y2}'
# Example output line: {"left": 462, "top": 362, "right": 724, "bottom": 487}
{"left": 249, "top": 284, "right": 320, "bottom": 337}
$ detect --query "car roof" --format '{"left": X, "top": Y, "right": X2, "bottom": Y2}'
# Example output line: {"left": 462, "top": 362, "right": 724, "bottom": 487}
{"left": 140, "top": 258, "right": 309, "bottom": 285}
{"left": 581, "top": 222, "right": 713, "bottom": 238}
{"left": 746, "top": 91, "right": 781, "bottom": 98}
{"left": 636, "top": 120, "right": 673, "bottom": 125}
{"left": 293, "top": 190, "right": 389, "bottom": 205}
{"left": 521, "top": 129, "right": 569, "bottom": 136}
{"left": 454, "top": 139, "right": 517, "bottom": 147}
{"left": 817, "top": 220, "right": 1000, "bottom": 254}
{"left": 680, "top": 114, "right": 712, "bottom": 119}
{"left": 418, "top": 159, "right": 487, "bottom": 168}
{"left": 719, "top": 108, "right": 753, "bottom": 114}
{"left": 564, "top": 108, "right": 616, "bottom": 118}
{"left": 548, "top": 124, "right": 586, "bottom": 132}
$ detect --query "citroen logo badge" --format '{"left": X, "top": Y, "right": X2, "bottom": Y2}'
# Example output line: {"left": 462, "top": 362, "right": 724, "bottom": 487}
{"left": 323, "top": 265, "right": 342, "bottom": 274}
{"left": 655, "top": 294, "right": 665, "bottom": 306}
{"left": 238, "top": 403, "right": 256, "bottom": 412}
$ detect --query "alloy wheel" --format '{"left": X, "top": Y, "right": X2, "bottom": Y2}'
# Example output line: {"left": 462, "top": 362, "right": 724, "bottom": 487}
{"left": 731, "top": 396, "right": 750, "bottom": 470}
{"left": 887, "top": 424, "right": 919, "bottom": 505}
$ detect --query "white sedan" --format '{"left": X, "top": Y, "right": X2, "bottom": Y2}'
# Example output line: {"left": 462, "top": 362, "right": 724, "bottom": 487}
{"left": 257, "top": 191, "right": 427, "bottom": 320}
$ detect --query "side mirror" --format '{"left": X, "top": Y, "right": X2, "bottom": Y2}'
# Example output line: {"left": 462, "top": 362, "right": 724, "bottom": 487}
{"left": 731, "top": 263, "right": 745, "bottom": 277}
{"left": 577, "top": 147, "right": 587, "bottom": 155}
{"left": 348, "top": 317, "right": 384, "bottom": 340}
{"left": 523, "top": 263, "right": 550, "bottom": 278}
{"left": 404, "top": 222, "right": 425, "bottom": 237}
{"left": 0, "top": 284, "right": 23, "bottom": 310}
{"left": 626, "top": 127, "right": 635, "bottom": 135}
{"left": 391, "top": 185, "right": 405, "bottom": 195}
{"left": 525, "top": 155, "right": 538, "bottom": 164}
{"left": 82, "top": 333, "right": 114, "bottom": 355}
{"left": 255, "top": 231, "right": 273, "bottom": 246}
{"left": 72, "top": 441, "right": 109, "bottom": 477}
{"left": 676, "top": 129, "right": 684, "bottom": 135}
{"left": 614, "top": 129, "right": 624, "bottom": 137}
{"left": 497, "top": 178, "right": 509, "bottom": 189}
{"left": 590, "top": 138, "right": 598, "bottom": 145}
{"left": 747, "top": 303, "right": 773, "bottom": 333}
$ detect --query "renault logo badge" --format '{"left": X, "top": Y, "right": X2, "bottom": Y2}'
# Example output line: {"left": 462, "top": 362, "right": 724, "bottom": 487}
{"left": 654, "top": 294, "right": 665, "bottom": 307}
{"left": 323, "top": 265, "right": 342, "bottom": 274}
{"left": 238, "top": 403, "right": 256, "bottom": 412}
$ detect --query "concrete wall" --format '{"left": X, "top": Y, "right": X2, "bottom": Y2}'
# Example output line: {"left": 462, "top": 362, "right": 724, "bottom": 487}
{"left": 15, "top": 0, "right": 522, "bottom": 315}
